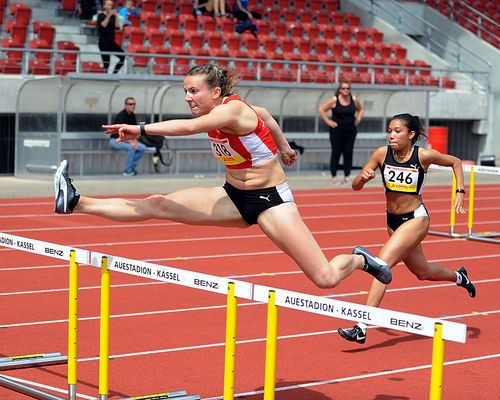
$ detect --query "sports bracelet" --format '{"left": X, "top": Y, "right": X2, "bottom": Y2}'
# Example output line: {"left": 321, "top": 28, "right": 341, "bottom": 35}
{"left": 456, "top": 189, "right": 466, "bottom": 194}
{"left": 139, "top": 122, "right": 147, "bottom": 137}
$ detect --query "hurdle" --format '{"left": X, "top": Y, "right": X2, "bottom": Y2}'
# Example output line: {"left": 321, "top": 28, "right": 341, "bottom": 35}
{"left": 427, "top": 166, "right": 468, "bottom": 238}
{"left": 253, "top": 284, "right": 467, "bottom": 400}
{"left": 466, "top": 165, "right": 500, "bottom": 244}
{"left": 0, "top": 232, "right": 89, "bottom": 400}
{"left": 428, "top": 164, "right": 500, "bottom": 243}
{"left": 90, "top": 251, "right": 254, "bottom": 400}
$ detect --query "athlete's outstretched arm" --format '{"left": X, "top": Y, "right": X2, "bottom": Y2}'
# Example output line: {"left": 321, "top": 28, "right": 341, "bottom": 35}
{"left": 102, "top": 103, "right": 239, "bottom": 142}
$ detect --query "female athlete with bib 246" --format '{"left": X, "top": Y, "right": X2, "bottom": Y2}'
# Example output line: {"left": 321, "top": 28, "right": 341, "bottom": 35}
{"left": 54, "top": 63, "right": 391, "bottom": 290}
{"left": 338, "top": 113, "right": 476, "bottom": 344}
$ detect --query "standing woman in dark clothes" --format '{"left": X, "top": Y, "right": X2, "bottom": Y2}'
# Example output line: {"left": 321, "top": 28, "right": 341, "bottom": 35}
{"left": 97, "top": 0, "right": 125, "bottom": 73}
{"left": 319, "top": 80, "right": 364, "bottom": 185}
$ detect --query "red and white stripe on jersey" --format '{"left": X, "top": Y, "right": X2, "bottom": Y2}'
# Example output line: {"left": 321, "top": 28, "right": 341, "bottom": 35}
{"left": 207, "top": 95, "right": 277, "bottom": 169}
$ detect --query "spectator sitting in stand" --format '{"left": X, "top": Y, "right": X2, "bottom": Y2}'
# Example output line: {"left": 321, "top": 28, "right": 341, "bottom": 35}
{"left": 118, "top": 0, "right": 139, "bottom": 27}
{"left": 233, "top": 0, "right": 259, "bottom": 37}
{"left": 109, "top": 97, "right": 146, "bottom": 176}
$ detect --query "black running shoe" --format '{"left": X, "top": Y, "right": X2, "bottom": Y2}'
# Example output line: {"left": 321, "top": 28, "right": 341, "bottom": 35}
{"left": 54, "top": 160, "right": 80, "bottom": 214}
{"left": 456, "top": 267, "right": 476, "bottom": 298}
{"left": 353, "top": 246, "right": 392, "bottom": 284}
{"left": 338, "top": 325, "right": 366, "bottom": 344}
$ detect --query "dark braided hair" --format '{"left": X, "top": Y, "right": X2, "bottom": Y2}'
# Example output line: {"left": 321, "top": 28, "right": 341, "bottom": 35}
{"left": 186, "top": 64, "right": 239, "bottom": 97}
{"left": 390, "top": 113, "right": 427, "bottom": 144}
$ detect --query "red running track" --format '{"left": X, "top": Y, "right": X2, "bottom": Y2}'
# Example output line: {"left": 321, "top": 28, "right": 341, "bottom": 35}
{"left": 0, "top": 184, "right": 499, "bottom": 399}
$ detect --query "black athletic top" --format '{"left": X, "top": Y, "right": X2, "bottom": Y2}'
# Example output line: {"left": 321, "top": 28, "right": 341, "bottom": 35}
{"left": 111, "top": 109, "right": 137, "bottom": 139}
{"left": 381, "top": 145, "right": 426, "bottom": 195}
{"left": 97, "top": 13, "right": 117, "bottom": 44}
{"left": 331, "top": 94, "right": 357, "bottom": 132}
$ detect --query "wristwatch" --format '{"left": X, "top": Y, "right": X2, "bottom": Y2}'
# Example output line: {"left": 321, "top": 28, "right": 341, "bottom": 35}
{"left": 455, "top": 189, "right": 466, "bottom": 194}
{"left": 139, "top": 122, "right": 147, "bottom": 137}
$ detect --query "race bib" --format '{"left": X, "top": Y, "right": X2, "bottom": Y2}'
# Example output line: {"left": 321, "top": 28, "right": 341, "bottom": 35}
{"left": 209, "top": 138, "right": 246, "bottom": 165}
{"left": 384, "top": 164, "right": 418, "bottom": 193}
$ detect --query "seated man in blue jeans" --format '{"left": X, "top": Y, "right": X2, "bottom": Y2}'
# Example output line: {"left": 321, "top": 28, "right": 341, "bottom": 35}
{"left": 109, "top": 97, "right": 146, "bottom": 176}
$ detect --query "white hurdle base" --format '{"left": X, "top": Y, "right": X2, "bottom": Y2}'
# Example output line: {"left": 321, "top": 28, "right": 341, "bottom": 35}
{"left": 0, "top": 375, "right": 66, "bottom": 400}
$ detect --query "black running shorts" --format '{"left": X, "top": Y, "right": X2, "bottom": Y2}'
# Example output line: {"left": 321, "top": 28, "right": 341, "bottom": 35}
{"left": 223, "top": 181, "right": 294, "bottom": 225}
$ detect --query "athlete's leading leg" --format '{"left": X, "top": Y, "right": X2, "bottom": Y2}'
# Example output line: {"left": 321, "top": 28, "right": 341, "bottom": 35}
{"left": 257, "top": 202, "right": 388, "bottom": 288}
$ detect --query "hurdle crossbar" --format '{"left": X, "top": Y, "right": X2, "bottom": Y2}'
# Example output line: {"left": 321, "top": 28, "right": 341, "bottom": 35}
{"left": 0, "top": 233, "right": 88, "bottom": 400}
{"left": 90, "top": 251, "right": 254, "bottom": 400}
{"left": 253, "top": 284, "right": 467, "bottom": 400}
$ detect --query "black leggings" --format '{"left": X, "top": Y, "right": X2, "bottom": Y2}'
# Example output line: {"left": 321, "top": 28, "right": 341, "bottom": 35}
{"left": 329, "top": 127, "right": 357, "bottom": 177}
{"left": 98, "top": 40, "right": 125, "bottom": 73}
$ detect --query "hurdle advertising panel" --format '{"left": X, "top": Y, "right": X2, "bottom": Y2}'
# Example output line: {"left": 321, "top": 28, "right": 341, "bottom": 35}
{"left": 253, "top": 285, "right": 467, "bottom": 343}
{"left": 90, "top": 252, "right": 253, "bottom": 299}
{"left": 0, "top": 232, "right": 89, "bottom": 264}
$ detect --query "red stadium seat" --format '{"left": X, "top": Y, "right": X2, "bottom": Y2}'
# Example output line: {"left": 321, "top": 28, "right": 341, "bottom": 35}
{"left": 81, "top": 61, "right": 105, "bottom": 73}
{"left": 218, "top": 19, "right": 235, "bottom": 35}
{"left": 128, "top": 44, "right": 149, "bottom": 68}
{"left": 141, "top": 12, "right": 161, "bottom": 30}
{"left": 123, "top": 26, "right": 145, "bottom": 45}
{"left": 28, "top": 59, "right": 51, "bottom": 75}
{"left": 162, "top": 15, "right": 179, "bottom": 31}
{"left": 441, "top": 77, "right": 456, "bottom": 89}
{"left": 6, "top": 22, "right": 28, "bottom": 45}
{"left": 150, "top": 44, "right": 170, "bottom": 75}
{"left": 128, "top": 14, "right": 140, "bottom": 27}
{"left": 166, "top": 30, "right": 185, "bottom": 51}
{"left": 414, "top": 59, "right": 431, "bottom": 75}
{"left": 61, "top": 0, "right": 77, "bottom": 12}
{"left": 57, "top": 40, "right": 80, "bottom": 63}
{"left": 10, "top": 2, "right": 32, "bottom": 25}
{"left": 141, "top": 0, "right": 157, "bottom": 13}
{"left": 242, "top": 36, "right": 259, "bottom": 52}
{"left": 344, "top": 13, "right": 360, "bottom": 26}
{"left": 272, "top": 23, "right": 288, "bottom": 39}
{"left": 198, "top": 15, "right": 216, "bottom": 32}
{"left": 38, "top": 25, "right": 56, "bottom": 46}
{"left": 145, "top": 27, "right": 164, "bottom": 47}
{"left": 1, "top": 37, "right": 23, "bottom": 63}
{"left": 179, "top": 13, "right": 198, "bottom": 32}
{"left": 159, "top": 2, "right": 176, "bottom": 18}
{"left": 366, "top": 27, "right": 383, "bottom": 43}
{"left": 54, "top": 60, "right": 77, "bottom": 75}
{"left": 351, "top": 26, "right": 367, "bottom": 42}
{"left": 331, "top": 12, "right": 344, "bottom": 26}
{"left": 0, "top": 58, "right": 22, "bottom": 74}
{"left": 186, "top": 31, "right": 204, "bottom": 55}
{"left": 29, "top": 39, "right": 52, "bottom": 63}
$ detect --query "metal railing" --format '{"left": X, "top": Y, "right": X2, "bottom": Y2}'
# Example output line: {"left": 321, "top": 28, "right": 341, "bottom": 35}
{"left": 360, "top": 0, "right": 492, "bottom": 90}
{"left": 0, "top": 46, "right": 486, "bottom": 91}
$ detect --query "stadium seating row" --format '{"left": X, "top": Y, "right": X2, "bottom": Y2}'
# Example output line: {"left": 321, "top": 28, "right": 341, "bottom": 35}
{"left": 0, "top": 0, "right": 454, "bottom": 89}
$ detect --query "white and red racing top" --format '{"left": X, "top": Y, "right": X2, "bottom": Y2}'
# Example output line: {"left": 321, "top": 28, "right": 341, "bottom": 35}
{"left": 207, "top": 95, "right": 277, "bottom": 169}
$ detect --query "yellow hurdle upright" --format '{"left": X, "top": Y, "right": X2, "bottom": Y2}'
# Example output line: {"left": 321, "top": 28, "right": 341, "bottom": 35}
{"left": 429, "top": 323, "right": 445, "bottom": 400}
{"left": 264, "top": 290, "right": 278, "bottom": 400}
{"left": 68, "top": 250, "right": 79, "bottom": 400}
{"left": 223, "top": 282, "right": 237, "bottom": 400}
{"left": 99, "top": 256, "right": 110, "bottom": 400}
